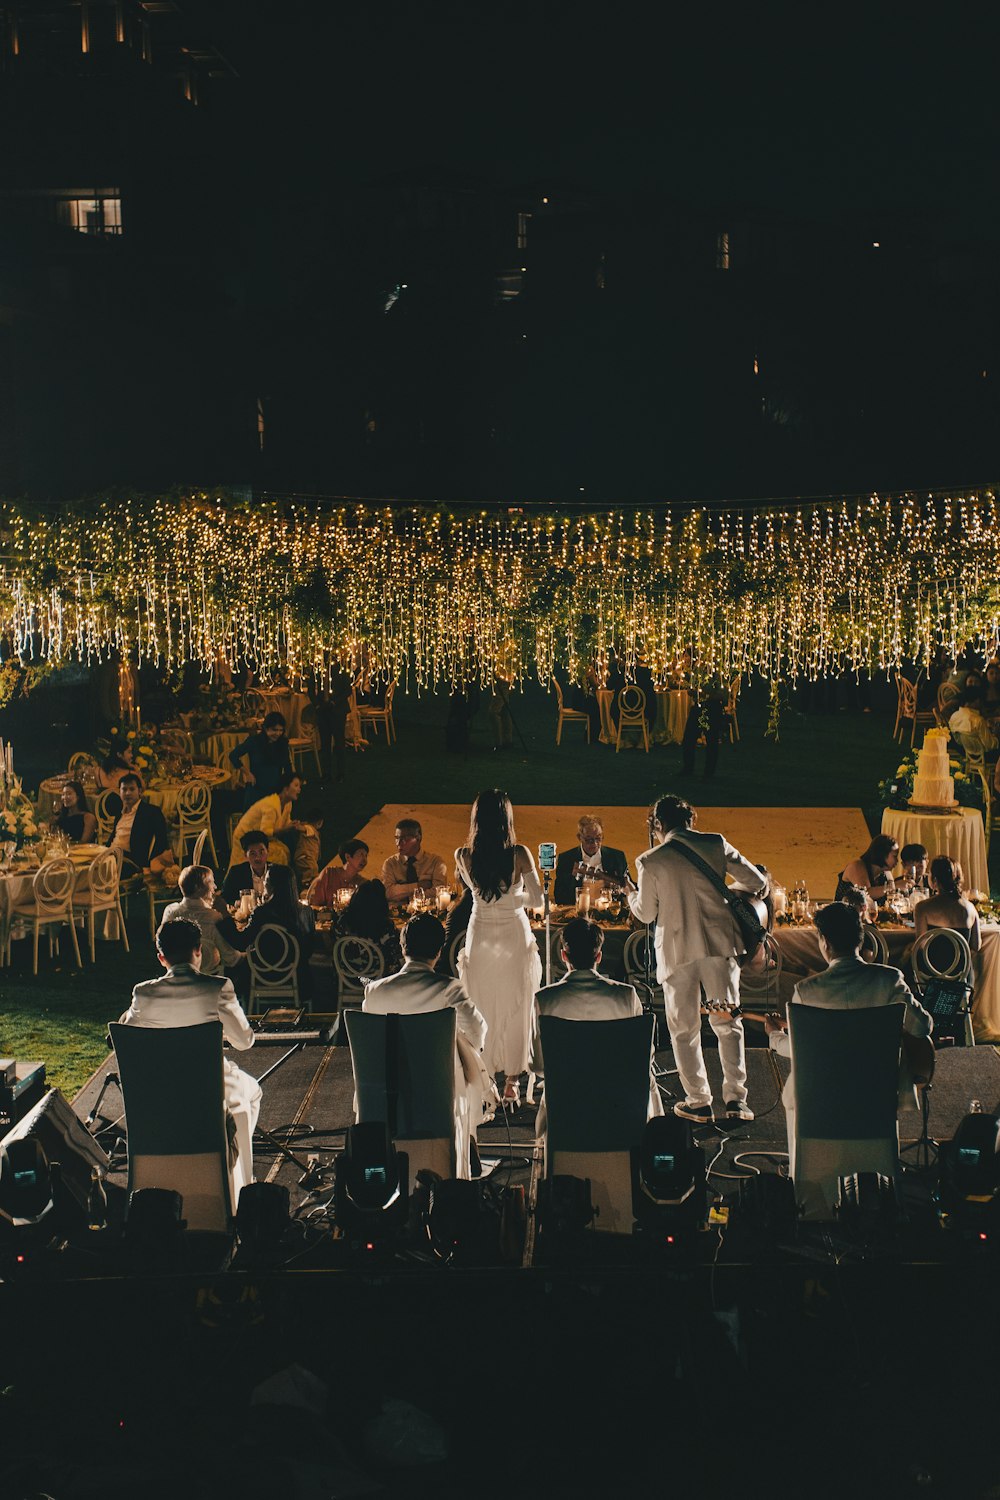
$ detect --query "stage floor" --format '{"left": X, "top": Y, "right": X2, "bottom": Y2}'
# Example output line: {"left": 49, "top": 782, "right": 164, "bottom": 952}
{"left": 355, "top": 804, "right": 872, "bottom": 896}
{"left": 72, "top": 1032, "right": 1000, "bottom": 1229}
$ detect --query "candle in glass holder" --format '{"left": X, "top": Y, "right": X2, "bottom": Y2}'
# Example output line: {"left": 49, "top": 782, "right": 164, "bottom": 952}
{"left": 771, "top": 883, "right": 786, "bottom": 917}
{"left": 436, "top": 885, "right": 451, "bottom": 913}
{"left": 576, "top": 884, "right": 591, "bottom": 915}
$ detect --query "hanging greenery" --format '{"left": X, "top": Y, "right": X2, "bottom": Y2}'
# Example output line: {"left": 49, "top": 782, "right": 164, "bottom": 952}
{"left": 0, "top": 488, "right": 997, "bottom": 692}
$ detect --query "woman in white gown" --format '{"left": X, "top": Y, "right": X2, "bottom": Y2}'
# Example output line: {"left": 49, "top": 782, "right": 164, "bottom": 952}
{"left": 455, "top": 789, "right": 542, "bottom": 1106}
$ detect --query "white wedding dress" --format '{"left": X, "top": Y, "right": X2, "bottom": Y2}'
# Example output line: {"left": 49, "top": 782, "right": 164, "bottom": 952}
{"left": 457, "top": 854, "right": 543, "bottom": 1077}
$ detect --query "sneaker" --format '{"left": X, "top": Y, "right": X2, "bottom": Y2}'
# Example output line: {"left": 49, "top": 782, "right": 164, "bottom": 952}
{"left": 674, "top": 1101, "right": 713, "bottom": 1125}
{"left": 724, "top": 1101, "right": 754, "bottom": 1123}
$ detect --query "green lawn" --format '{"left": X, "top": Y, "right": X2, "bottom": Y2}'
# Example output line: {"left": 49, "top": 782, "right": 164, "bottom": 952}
{"left": 2, "top": 675, "right": 994, "bottom": 1100}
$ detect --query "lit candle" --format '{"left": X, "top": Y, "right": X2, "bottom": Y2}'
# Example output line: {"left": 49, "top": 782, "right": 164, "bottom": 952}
{"left": 437, "top": 886, "right": 451, "bottom": 913}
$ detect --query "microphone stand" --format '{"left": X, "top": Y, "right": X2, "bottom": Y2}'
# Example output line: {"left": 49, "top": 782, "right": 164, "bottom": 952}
{"left": 542, "top": 868, "right": 553, "bottom": 986}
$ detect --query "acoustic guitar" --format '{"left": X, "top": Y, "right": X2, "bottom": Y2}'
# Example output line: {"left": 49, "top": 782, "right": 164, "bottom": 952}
{"left": 701, "top": 999, "right": 936, "bottom": 1087}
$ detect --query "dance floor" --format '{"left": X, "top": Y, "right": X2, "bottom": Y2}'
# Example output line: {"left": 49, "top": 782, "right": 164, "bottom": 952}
{"left": 354, "top": 804, "right": 872, "bottom": 896}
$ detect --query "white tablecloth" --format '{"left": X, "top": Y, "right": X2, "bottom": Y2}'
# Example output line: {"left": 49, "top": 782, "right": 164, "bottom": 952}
{"left": 881, "top": 807, "right": 989, "bottom": 897}
{"left": 653, "top": 689, "right": 692, "bottom": 745}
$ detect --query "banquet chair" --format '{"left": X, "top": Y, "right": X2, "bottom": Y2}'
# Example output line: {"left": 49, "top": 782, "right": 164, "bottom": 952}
{"left": 93, "top": 788, "right": 119, "bottom": 843}
{"left": 552, "top": 677, "right": 590, "bottom": 746}
{"left": 192, "top": 828, "right": 210, "bottom": 866}
{"left": 538, "top": 1013, "right": 654, "bottom": 1233}
{"left": 725, "top": 675, "right": 742, "bottom": 742}
{"left": 68, "top": 750, "right": 99, "bottom": 777}
{"left": 9, "top": 858, "right": 83, "bottom": 974}
{"left": 959, "top": 736, "right": 996, "bottom": 857}
{"left": 247, "top": 923, "right": 302, "bottom": 1010}
{"left": 860, "top": 923, "right": 889, "bottom": 964}
{"left": 109, "top": 1020, "right": 235, "bottom": 1233}
{"left": 160, "top": 728, "right": 195, "bottom": 758}
{"left": 346, "top": 1009, "right": 458, "bottom": 1184}
{"left": 787, "top": 1002, "right": 903, "bottom": 1220}
{"left": 894, "top": 674, "right": 935, "bottom": 746}
{"left": 173, "top": 781, "right": 218, "bottom": 866}
{"left": 71, "top": 850, "right": 129, "bottom": 962}
{"left": 936, "top": 680, "right": 961, "bottom": 725}
{"left": 446, "top": 930, "right": 466, "bottom": 977}
{"left": 616, "top": 686, "right": 649, "bottom": 753}
{"left": 331, "top": 934, "right": 385, "bottom": 1041}
{"left": 910, "top": 928, "right": 975, "bottom": 1044}
{"left": 357, "top": 681, "right": 397, "bottom": 744}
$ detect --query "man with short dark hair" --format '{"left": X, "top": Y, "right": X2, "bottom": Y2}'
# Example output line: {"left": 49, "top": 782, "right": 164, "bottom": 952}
{"left": 119, "top": 917, "right": 261, "bottom": 1197}
{"left": 229, "top": 712, "right": 293, "bottom": 809}
{"left": 765, "top": 902, "right": 933, "bottom": 1167}
{"left": 363, "top": 912, "right": 489, "bottom": 1178}
{"left": 108, "top": 772, "right": 175, "bottom": 879}
{"left": 530, "top": 916, "right": 662, "bottom": 1125}
{"left": 628, "top": 794, "right": 766, "bottom": 1127}
{"left": 220, "top": 830, "right": 271, "bottom": 907}
{"left": 381, "top": 819, "right": 448, "bottom": 902}
{"left": 161, "top": 865, "right": 245, "bottom": 975}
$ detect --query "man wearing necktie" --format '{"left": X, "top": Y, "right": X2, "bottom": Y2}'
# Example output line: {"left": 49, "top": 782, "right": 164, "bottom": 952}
{"left": 381, "top": 818, "right": 449, "bottom": 902}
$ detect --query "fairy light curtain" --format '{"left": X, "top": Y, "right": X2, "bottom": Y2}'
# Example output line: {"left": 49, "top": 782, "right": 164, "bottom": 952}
{"left": 0, "top": 490, "right": 998, "bottom": 690}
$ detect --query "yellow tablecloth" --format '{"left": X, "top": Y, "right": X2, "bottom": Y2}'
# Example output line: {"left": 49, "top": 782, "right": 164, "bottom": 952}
{"left": 146, "top": 768, "right": 229, "bottom": 823}
{"left": 881, "top": 807, "right": 989, "bottom": 897}
{"left": 653, "top": 688, "right": 692, "bottom": 745}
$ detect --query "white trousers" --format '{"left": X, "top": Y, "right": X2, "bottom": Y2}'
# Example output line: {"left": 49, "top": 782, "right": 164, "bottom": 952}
{"left": 661, "top": 956, "right": 747, "bottom": 1108}
{"left": 225, "top": 1060, "right": 263, "bottom": 1204}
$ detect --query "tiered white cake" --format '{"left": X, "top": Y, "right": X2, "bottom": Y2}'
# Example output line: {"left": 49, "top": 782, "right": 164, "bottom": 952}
{"left": 909, "top": 727, "right": 958, "bottom": 808}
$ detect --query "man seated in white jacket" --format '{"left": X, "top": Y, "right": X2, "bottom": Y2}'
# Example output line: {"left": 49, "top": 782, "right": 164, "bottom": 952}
{"left": 765, "top": 900, "right": 933, "bottom": 1156}
{"left": 119, "top": 917, "right": 262, "bottom": 1202}
{"left": 530, "top": 916, "right": 663, "bottom": 1134}
{"left": 363, "top": 912, "right": 491, "bottom": 1178}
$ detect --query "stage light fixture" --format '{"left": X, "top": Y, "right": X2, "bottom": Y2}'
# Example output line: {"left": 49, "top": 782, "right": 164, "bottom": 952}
{"left": 333, "top": 1123, "right": 408, "bottom": 1250}
{"left": 536, "top": 1174, "right": 596, "bottom": 1244}
{"left": 633, "top": 1116, "right": 708, "bottom": 1239}
{"left": 235, "top": 1181, "right": 291, "bottom": 1262}
{"left": 124, "top": 1187, "right": 186, "bottom": 1267}
{"left": 936, "top": 1110, "right": 1000, "bottom": 1240}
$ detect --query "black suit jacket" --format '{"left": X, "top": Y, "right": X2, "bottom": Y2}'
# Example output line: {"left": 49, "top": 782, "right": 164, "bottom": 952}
{"left": 109, "top": 799, "right": 170, "bottom": 867}
{"left": 553, "top": 845, "right": 629, "bottom": 905}
{"left": 221, "top": 862, "right": 257, "bottom": 906}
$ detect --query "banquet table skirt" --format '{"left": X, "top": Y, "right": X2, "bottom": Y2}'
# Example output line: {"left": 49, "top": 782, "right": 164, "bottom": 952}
{"left": 775, "top": 922, "right": 1000, "bottom": 1043}
{"left": 653, "top": 689, "right": 692, "bottom": 745}
{"left": 195, "top": 729, "right": 247, "bottom": 767}
{"left": 596, "top": 689, "right": 616, "bottom": 745}
{"left": 256, "top": 689, "right": 311, "bottom": 739}
{"left": 880, "top": 807, "right": 989, "bottom": 898}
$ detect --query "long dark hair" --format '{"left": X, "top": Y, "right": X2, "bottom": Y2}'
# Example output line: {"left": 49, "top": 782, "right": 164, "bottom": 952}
{"left": 57, "top": 781, "right": 89, "bottom": 825}
{"left": 344, "top": 879, "right": 393, "bottom": 941}
{"left": 253, "top": 865, "right": 306, "bottom": 935}
{"left": 930, "top": 855, "right": 963, "bottom": 899}
{"left": 466, "top": 788, "right": 516, "bottom": 901}
{"left": 862, "top": 834, "right": 898, "bottom": 873}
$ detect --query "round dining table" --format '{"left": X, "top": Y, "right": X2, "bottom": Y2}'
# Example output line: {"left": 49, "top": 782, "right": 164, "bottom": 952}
{"left": 880, "top": 807, "right": 989, "bottom": 897}
{"left": 653, "top": 688, "right": 692, "bottom": 745}
{"left": 145, "top": 767, "right": 230, "bottom": 822}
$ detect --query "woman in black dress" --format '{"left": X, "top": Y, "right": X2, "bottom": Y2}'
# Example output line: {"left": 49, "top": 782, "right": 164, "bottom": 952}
{"left": 51, "top": 781, "right": 97, "bottom": 844}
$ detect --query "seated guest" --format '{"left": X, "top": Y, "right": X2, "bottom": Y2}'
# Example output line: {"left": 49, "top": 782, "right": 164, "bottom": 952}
{"left": 530, "top": 916, "right": 663, "bottom": 1129}
{"left": 380, "top": 819, "right": 448, "bottom": 902}
{"left": 229, "top": 712, "right": 293, "bottom": 810}
{"left": 364, "top": 912, "right": 491, "bottom": 1177}
{"left": 340, "top": 879, "right": 403, "bottom": 974}
{"left": 221, "top": 830, "right": 272, "bottom": 907}
{"left": 119, "top": 917, "right": 261, "bottom": 1200}
{"left": 292, "top": 804, "right": 325, "bottom": 891}
{"left": 434, "top": 883, "right": 473, "bottom": 976}
{"left": 764, "top": 902, "right": 933, "bottom": 1145}
{"left": 308, "top": 838, "right": 369, "bottom": 908}
{"left": 553, "top": 815, "right": 630, "bottom": 904}
{"left": 899, "top": 843, "right": 930, "bottom": 893}
{"left": 949, "top": 687, "right": 999, "bottom": 755}
{"left": 836, "top": 834, "right": 899, "bottom": 903}
{"left": 162, "top": 864, "right": 246, "bottom": 975}
{"left": 234, "top": 864, "right": 318, "bottom": 1001}
{"left": 983, "top": 661, "right": 1000, "bottom": 720}
{"left": 108, "top": 773, "right": 176, "bottom": 880}
{"left": 913, "top": 855, "right": 981, "bottom": 953}
{"left": 839, "top": 885, "right": 876, "bottom": 923}
{"left": 96, "top": 750, "right": 133, "bottom": 812}
{"left": 52, "top": 780, "right": 97, "bottom": 844}
{"left": 227, "top": 772, "right": 302, "bottom": 869}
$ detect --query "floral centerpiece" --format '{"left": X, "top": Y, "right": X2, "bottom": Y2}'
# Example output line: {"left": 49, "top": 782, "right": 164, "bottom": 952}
{"left": 180, "top": 683, "right": 246, "bottom": 733}
{"left": 96, "top": 725, "right": 163, "bottom": 784}
{"left": 1, "top": 780, "right": 40, "bottom": 849}
{"left": 877, "top": 746, "right": 981, "bottom": 811}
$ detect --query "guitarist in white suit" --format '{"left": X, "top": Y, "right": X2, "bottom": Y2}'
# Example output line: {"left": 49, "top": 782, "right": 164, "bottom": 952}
{"left": 627, "top": 795, "right": 767, "bottom": 1127}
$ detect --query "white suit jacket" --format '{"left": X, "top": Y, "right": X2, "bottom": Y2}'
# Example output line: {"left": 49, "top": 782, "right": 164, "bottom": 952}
{"left": 364, "top": 959, "right": 487, "bottom": 1052}
{"left": 768, "top": 956, "right": 933, "bottom": 1110}
{"left": 120, "top": 963, "right": 255, "bottom": 1052}
{"left": 627, "top": 827, "right": 765, "bottom": 982}
{"left": 530, "top": 968, "right": 642, "bottom": 1074}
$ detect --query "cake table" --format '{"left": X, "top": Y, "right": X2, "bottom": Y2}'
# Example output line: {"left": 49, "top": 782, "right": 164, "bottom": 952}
{"left": 880, "top": 807, "right": 989, "bottom": 896}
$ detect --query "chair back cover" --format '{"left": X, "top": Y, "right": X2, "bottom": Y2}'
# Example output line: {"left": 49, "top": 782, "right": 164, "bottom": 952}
{"left": 789, "top": 1003, "right": 902, "bottom": 1140}
{"left": 346, "top": 1009, "right": 455, "bottom": 1140}
{"left": 539, "top": 1013, "right": 653, "bottom": 1156}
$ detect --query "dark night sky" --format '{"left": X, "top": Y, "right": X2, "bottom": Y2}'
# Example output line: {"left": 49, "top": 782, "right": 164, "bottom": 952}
{"left": 193, "top": 3, "right": 1000, "bottom": 228}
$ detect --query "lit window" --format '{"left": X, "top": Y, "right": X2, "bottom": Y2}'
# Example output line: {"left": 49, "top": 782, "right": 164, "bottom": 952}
{"left": 516, "top": 211, "right": 531, "bottom": 251}
{"left": 58, "top": 195, "right": 122, "bottom": 236}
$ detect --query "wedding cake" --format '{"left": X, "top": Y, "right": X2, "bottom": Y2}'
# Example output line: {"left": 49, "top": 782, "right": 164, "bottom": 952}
{"left": 909, "top": 727, "right": 958, "bottom": 808}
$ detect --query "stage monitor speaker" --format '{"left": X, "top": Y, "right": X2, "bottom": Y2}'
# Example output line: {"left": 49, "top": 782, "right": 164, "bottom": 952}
{"left": 0, "top": 1089, "right": 108, "bottom": 1215}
